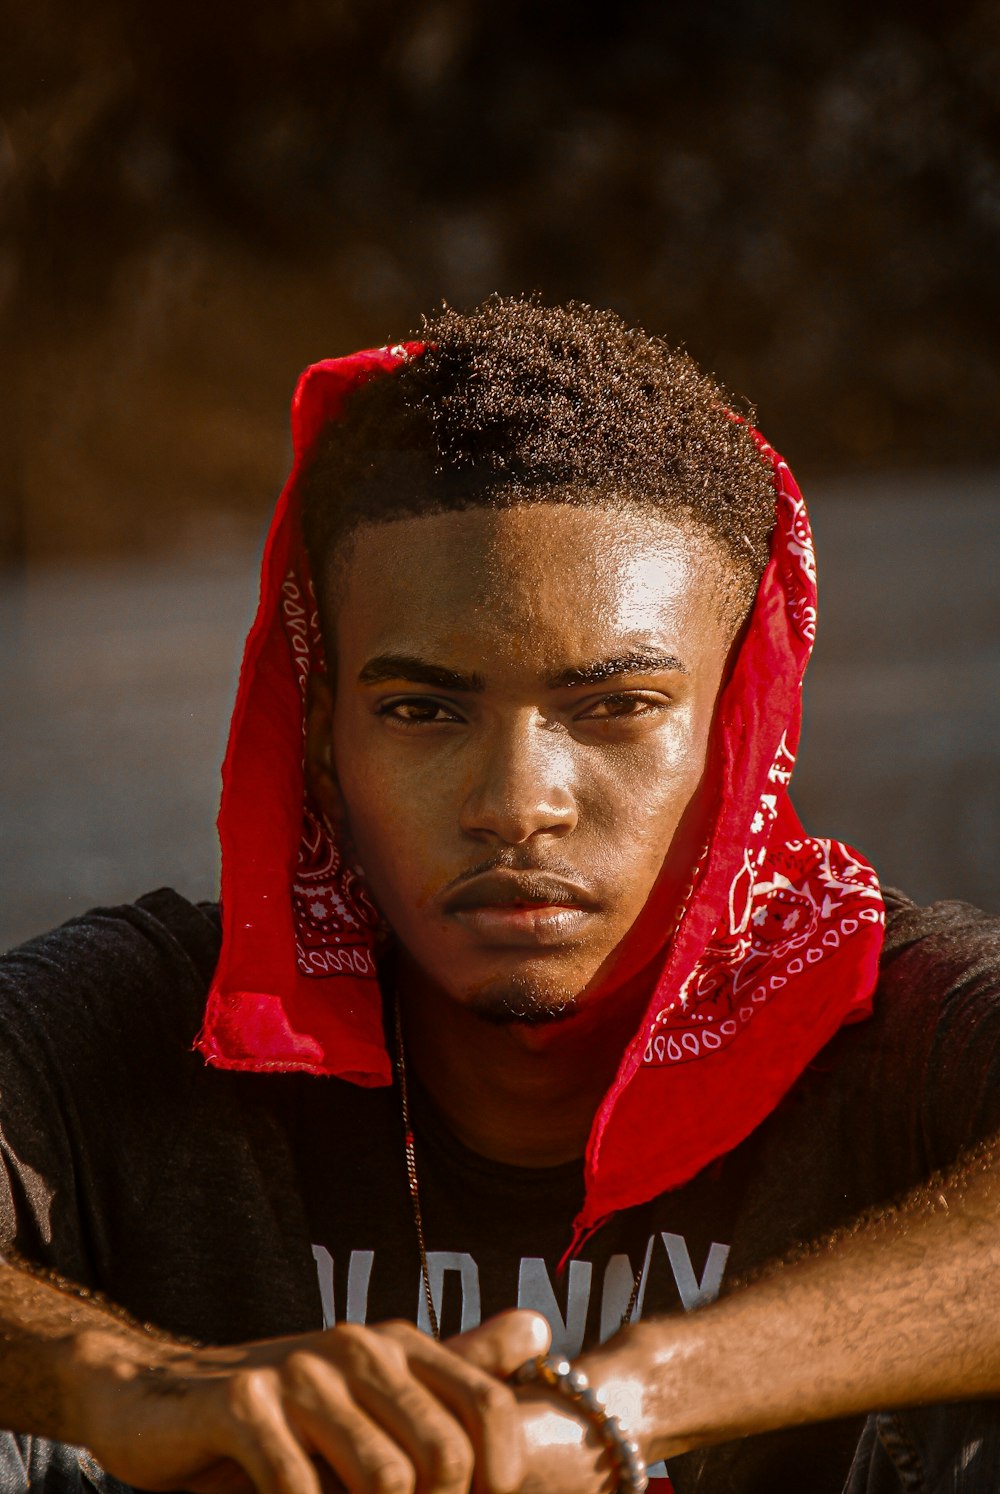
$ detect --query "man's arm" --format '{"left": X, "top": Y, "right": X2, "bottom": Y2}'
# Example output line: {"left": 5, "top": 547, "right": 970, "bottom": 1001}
{"left": 573, "top": 1138, "right": 1000, "bottom": 1470}
{"left": 3, "top": 1143, "right": 1000, "bottom": 1494}
{"left": 0, "top": 1256, "right": 551, "bottom": 1494}
{"left": 495, "top": 1139, "right": 1000, "bottom": 1494}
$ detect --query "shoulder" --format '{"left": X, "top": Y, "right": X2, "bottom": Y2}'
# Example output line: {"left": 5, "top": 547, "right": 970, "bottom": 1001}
{"left": 875, "top": 887, "right": 1000, "bottom": 1023}
{"left": 733, "top": 889, "right": 1000, "bottom": 1262}
{"left": 0, "top": 888, "right": 221, "bottom": 1052}
{"left": 0, "top": 894, "right": 234, "bottom": 1283}
{"left": 880, "top": 885, "right": 1000, "bottom": 973}
{"left": 824, "top": 886, "right": 1000, "bottom": 1170}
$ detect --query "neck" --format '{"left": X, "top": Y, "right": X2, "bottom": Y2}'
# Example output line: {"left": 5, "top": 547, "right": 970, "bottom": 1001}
{"left": 394, "top": 955, "right": 654, "bottom": 1168}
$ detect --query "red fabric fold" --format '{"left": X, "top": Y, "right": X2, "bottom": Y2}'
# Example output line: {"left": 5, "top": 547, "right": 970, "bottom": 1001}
{"left": 579, "top": 439, "right": 882, "bottom": 1224}
{"left": 196, "top": 346, "right": 884, "bottom": 1219}
{"left": 197, "top": 345, "right": 421, "bottom": 1083}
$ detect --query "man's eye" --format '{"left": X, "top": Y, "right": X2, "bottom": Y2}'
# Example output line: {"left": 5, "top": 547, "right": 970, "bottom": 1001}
{"left": 377, "top": 698, "right": 462, "bottom": 726}
{"left": 578, "top": 693, "right": 666, "bottom": 721}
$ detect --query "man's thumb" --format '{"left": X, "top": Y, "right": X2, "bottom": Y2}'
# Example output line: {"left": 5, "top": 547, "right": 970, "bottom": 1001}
{"left": 447, "top": 1308, "right": 552, "bottom": 1376}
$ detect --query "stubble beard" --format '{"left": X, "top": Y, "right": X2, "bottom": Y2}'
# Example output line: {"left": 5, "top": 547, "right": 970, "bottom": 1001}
{"left": 468, "top": 972, "right": 582, "bottom": 1027}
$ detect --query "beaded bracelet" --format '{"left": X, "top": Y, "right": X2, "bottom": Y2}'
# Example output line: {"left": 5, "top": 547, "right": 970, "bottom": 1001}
{"left": 512, "top": 1353, "right": 649, "bottom": 1493}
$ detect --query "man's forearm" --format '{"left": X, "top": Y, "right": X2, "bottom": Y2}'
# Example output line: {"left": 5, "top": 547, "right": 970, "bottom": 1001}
{"left": 0, "top": 1256, "right": 171, "bottom": 1443}
{"left": 580, "top": 1141, "right": 1000, "bottom": 1463}
{"left": 6, "top": 1138, "right": 999, "bottom": 1494}
{"left": 0, "top": 1255, "right": 560, "bottom": 1494}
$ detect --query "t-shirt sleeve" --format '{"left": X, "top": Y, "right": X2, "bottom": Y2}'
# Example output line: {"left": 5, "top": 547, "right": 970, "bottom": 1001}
{"left": 878, "top": 890, "right": 998, "bottom": 1171}
{"left": 0, "top": 891, "right": 220, "bottom": 1284}
{"left": 869, "top": 891, "right": 1000, "bottom": 1177}
{"left": 731, "top": 891, "right": 1000, "bottom": 1279}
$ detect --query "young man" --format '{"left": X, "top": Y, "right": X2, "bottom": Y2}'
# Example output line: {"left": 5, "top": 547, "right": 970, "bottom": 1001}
{"left": 1, "top": 298, "right": 999, "bottom": 1494}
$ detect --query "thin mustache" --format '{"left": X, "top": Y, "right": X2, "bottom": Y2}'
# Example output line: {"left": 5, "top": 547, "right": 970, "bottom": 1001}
{"left": 439, "top": 853, "right": 599, "bottom": 911}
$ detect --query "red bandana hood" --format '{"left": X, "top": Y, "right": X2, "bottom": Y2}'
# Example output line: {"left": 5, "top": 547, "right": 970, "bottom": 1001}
{"left": 196, "top": 343, "right": 884, "bottom": 1232}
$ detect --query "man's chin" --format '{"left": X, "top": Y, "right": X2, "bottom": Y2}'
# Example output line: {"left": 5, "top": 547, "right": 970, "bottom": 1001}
{"left": 468, "top": 978, "right": 581, "bottom": 1027}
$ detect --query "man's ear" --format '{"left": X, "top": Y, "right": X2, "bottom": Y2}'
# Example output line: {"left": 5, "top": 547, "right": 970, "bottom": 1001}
{"left": 304, "top": 673, "right": 341, "bottom": 824}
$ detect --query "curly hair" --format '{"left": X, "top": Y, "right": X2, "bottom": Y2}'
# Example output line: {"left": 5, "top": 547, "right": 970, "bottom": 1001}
{"left": 300, "top": 295, "right": 776, "bottom": 630}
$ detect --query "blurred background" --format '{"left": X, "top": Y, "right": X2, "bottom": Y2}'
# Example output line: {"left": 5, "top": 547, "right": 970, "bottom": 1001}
{"left": 2, "top": 0, "right": 999, "bottom": 947}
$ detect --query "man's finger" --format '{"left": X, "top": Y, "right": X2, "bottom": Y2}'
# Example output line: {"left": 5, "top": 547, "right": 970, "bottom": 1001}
{"left": 224, "top": 1369, "right": 325, "bottom": 1494}
{"left": 282, "top": 1349, "right": 424, "bottom": 1494}
{"left": 354, "top": 1374, "right": 475, "bottom": 1494}
{"left": 375, "top": 1315, "right": 549, "bottom": 1493}
{"left": 446, "top": 1309, "right": 552, "bottom": 1376}
{"left": 402, "top": 1342, "right": 524, "bottom": 1494}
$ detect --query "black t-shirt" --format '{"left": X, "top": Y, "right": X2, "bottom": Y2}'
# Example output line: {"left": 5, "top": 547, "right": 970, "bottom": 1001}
{"left": 1, "top": 887, "right": 999, "bottom": 1493}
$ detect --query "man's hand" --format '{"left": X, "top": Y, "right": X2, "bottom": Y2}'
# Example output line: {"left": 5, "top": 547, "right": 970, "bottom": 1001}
{"left": 64, "top": 1311, "right": 553, "bottom": 1494}
{"left": 0, "top": 1260, "right": 615, "bottom": 1494}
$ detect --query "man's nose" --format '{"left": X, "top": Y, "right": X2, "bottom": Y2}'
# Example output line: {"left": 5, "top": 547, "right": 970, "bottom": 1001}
{"left": 459, "top": 715, "right": 578, "bottom": 845}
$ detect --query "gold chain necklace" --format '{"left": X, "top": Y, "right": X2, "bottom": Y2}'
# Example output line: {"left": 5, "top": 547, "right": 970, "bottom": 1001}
{"left": 393, "top": 1004, "right": 644, "bottom": 1342}
{"left": 395, "top": 1003, "right": 442, "bottom": 1338}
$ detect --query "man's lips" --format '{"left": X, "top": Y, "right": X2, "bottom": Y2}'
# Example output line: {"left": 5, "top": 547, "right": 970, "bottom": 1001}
{"left": 441, "top": 870, "right": 600, "bottom": 915}
{"left": 441, "top": 871, "right": 601, "bottom": 947}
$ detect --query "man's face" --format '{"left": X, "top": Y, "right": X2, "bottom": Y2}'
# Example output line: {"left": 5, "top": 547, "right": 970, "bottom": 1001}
{"left": 313, "top": 503, "right": 737, "bottom": 1022}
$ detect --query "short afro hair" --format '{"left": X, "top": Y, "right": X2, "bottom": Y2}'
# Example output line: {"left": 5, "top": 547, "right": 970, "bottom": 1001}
{"left": 300, "top": 296, "right": 776, "bottom": 630}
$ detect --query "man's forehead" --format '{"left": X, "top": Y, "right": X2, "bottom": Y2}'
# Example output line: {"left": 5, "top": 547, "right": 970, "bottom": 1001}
{"left": 324, "top": 504, "right": 736, "bottom": 686}
{"left": 333, "top": 501, "right": 728, "bottom": 618}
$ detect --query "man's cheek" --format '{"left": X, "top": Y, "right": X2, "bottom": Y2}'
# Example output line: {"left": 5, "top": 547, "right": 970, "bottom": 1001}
{"left": 358, "top": 827, "right": 452, "bottom": 919}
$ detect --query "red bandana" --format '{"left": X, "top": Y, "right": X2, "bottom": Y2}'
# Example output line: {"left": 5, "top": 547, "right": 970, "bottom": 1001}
{"left": 196, "top": 344, "right": 884, "bottom": 1228}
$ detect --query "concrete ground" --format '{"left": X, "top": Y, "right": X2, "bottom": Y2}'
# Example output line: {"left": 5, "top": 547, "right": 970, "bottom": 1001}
{"left": 2, "top": 471, "right": 998, "bottom": 952}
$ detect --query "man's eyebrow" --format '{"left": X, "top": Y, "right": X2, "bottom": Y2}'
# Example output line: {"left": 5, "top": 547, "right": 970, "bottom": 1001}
{"left": 357, "top": 655, "right": 486, "bottom": 691}
{"left": 548, "top": 652, "right": 688, "bottom": 688}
